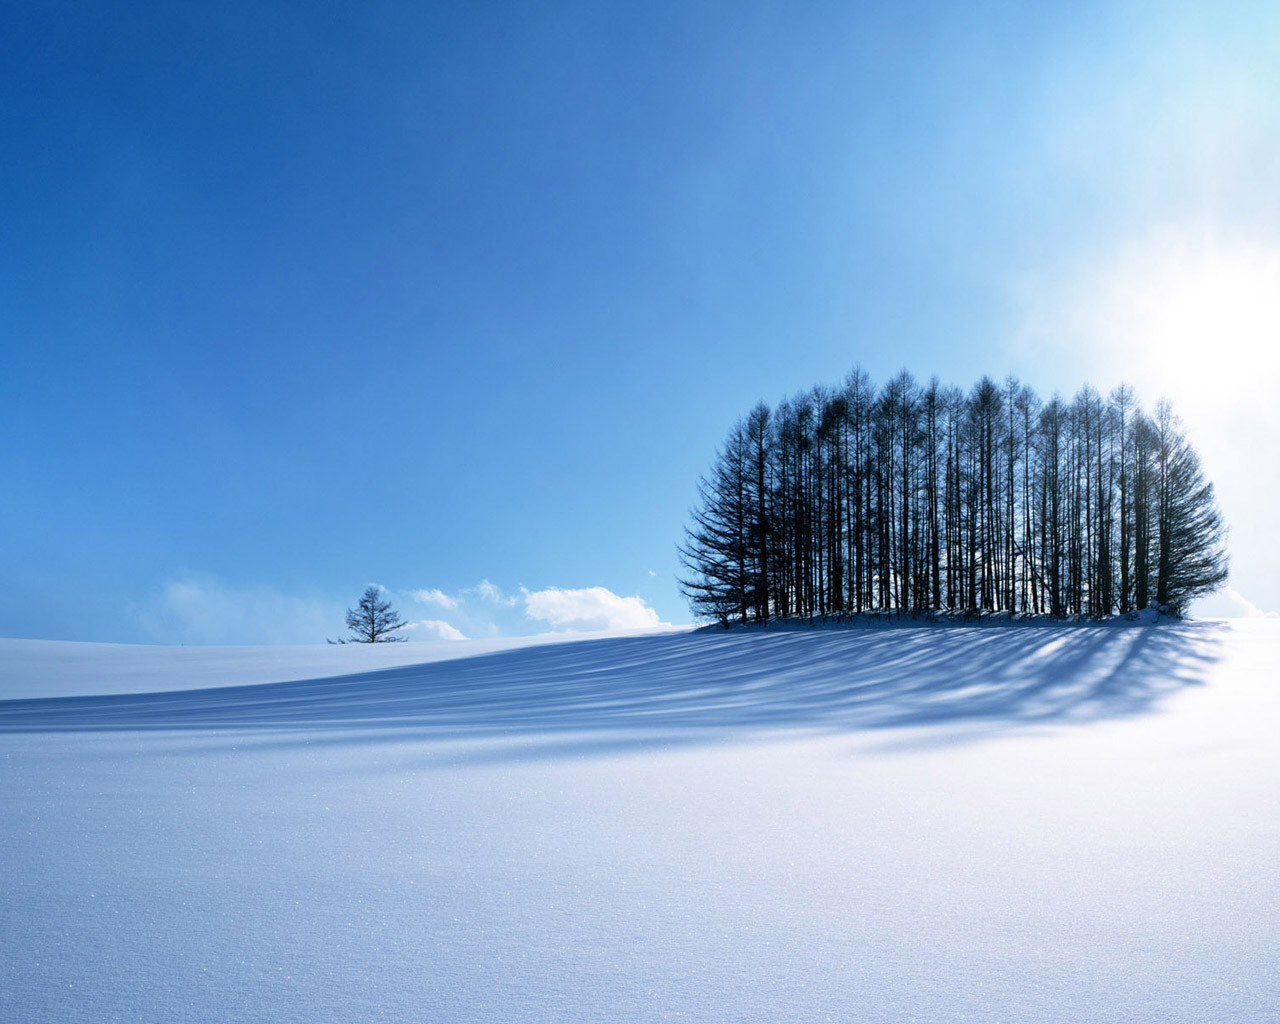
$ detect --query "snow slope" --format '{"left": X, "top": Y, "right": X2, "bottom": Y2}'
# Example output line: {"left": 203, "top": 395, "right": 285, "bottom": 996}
{"left": 0, "top": 626, "right": 683, "bottom": 700}
{"left": 2, "top": 621, "right": 1278, "bottom": 1022}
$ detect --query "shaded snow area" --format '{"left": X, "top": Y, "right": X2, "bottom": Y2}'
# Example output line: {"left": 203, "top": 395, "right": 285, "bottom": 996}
{"left": 2, "top": 622, "right": 1278, "bottom": 1022}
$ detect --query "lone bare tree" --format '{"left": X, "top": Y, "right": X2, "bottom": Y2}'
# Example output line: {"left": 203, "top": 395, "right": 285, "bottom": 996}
{"left": 335, "top": 585, "right": 408, "bottom": 643}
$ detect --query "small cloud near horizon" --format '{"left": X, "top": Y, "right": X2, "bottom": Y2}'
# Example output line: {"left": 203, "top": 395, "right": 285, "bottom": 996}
{"left": 413, "top": 588, "right": 458, "bottom": 610}
{"left": 405, "top": 618, "right": 468, "bottom": 641}
{"left": 522, "top": 585, "right": 668, "bottom": 632}
{"left": 465, "top": 579, "right": 520, "bottom": 606}
{"left": 133, "top": 576, "right": 672, "bottom": 645}
{"left": 403, "top": 579, "right": 677, "bottom": 636}
{"left": 135, "top": 577, "right": 339, "bottom": 645}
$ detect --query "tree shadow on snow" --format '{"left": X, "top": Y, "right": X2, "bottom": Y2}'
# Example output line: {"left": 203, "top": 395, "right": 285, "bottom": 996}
{"left": 0, "top": 623, "right": 1227, "bottom": 759}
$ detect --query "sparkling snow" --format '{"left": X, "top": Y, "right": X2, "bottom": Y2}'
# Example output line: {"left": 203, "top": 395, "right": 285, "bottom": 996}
{"left": 2, "top": 621, "right": 1277, "bottom": 1022}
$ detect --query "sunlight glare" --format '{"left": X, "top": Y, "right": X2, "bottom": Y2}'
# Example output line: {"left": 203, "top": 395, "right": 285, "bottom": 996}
{"left": 1098, "top": 238, "right": 1280, "bottom": 414}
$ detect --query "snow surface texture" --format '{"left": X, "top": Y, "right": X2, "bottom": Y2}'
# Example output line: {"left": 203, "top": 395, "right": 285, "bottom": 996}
{"left": 2, "top": 621, "right": 1278, "bottom": 1022}
{"left": 0, "top": 627, "right": 680, "bottom": 700}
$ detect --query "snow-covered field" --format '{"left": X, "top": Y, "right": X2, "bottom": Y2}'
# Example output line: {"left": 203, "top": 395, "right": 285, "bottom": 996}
{"left": 2, "top": 620, "right": 1278, "bottom": 1022}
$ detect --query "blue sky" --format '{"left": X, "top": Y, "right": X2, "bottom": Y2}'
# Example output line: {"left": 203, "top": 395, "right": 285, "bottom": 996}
{"left": 3, "top": 0, "right": 1278, "bottom": 642}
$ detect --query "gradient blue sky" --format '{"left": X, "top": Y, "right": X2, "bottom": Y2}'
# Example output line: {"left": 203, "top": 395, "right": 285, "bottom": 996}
{"left": 4, "top": 0, "right": 1278, "bottom": 642}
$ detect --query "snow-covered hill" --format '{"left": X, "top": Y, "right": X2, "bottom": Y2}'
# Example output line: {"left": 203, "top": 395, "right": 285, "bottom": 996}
{"left": 2, "top": 620, "right": 1277, "bottom": 1022}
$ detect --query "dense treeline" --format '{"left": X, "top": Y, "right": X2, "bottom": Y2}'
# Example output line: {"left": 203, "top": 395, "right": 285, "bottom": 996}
{"left": 680, "top": 369, "right": 1227, "bottom": 625}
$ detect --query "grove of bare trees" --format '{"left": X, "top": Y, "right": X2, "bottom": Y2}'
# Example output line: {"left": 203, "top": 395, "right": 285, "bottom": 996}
{"left": 680, "top": 369, "right": 1227, "bottom": 625}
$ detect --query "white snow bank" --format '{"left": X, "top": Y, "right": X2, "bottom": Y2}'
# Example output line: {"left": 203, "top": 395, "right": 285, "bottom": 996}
{"left": 1, "top": 619, "right": 1277, "bottom": 1024}
{"left": 0, "top": 619, "right": 1226, "bottom": 736}
{"left": 0, "top": 624, "right": 688, "bottom": 699}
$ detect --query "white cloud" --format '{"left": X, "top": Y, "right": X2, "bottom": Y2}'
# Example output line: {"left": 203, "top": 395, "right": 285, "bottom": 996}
{"left": 135, "top": 577, "right": 339, "bottom": 645}
{"left": 413, "top": 588, "right": 458, "bottom": 609}
{"left": 522, "top": 586, "right": 665, "bottom": 632}
{"left": 134, "top": 576, "right": 671, "bottom": 645}
{"left": 406, "top": 619, "right": 468, "bottom": 641}
{"left": 466, "top": 579, "right": 519, "bottom": 606}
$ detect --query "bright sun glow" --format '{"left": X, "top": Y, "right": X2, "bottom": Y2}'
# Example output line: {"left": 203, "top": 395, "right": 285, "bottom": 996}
{"left": 1053, "top": 229, "right": 1280, "bottom": 618}
{"left": 1094, "top": 235, "right": 1280, "bottom": 413}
